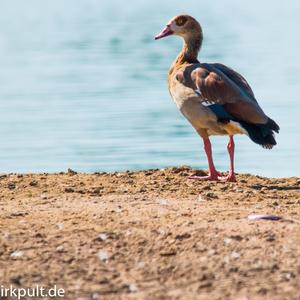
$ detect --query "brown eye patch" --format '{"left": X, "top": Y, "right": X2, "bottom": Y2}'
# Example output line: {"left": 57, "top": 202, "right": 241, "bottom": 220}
{"left": 175, "top": 16, "right": 187, "bottom": 26}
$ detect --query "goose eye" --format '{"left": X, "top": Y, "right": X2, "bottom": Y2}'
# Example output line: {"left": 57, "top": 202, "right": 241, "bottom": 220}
{"left": 176, "top": 16, "right": 187, "bottom": 26}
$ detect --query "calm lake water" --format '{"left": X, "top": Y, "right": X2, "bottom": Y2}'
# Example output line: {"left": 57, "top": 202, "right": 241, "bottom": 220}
{"left": 0, "top": 0, "right": 299, "bottom": 177}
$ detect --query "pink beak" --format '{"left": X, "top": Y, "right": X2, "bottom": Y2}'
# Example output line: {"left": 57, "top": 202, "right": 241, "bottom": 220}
{"left": 155, "top": 25, "right": 174, "bottom": 40}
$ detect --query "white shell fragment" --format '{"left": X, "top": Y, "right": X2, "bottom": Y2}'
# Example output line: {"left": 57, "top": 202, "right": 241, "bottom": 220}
{"left": 11, "top": 250, "right": 24, "bottom": 258}
{"left": 248, "top": 214, "right": 282, "bottom": 221}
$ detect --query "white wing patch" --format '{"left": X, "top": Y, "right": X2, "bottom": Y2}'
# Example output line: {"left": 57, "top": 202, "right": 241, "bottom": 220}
{"left": 201, "top": 100, "right": 216, "bottom": 107}
{"left": 195, "top": 89, "right": 202, "bottom": 96}
{"left": 195, "top": 89, "right": 217, "bottom": 107}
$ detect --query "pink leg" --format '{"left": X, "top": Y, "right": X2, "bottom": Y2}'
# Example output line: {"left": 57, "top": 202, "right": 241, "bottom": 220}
{"left": 189, "top": 137, "right": 221, "bottom": 181}
{"left": 225, "top": 136, "right": 237, "bottom": 182}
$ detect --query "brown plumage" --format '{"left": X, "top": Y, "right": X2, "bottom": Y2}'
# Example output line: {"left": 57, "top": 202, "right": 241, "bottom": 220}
{"left": 155, "top": 15, "right": 279, "bottom": 182}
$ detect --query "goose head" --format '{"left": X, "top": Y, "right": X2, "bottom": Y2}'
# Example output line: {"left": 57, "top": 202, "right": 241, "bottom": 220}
{"left": 155, "top": 15, "right": 202, "bottom": 42}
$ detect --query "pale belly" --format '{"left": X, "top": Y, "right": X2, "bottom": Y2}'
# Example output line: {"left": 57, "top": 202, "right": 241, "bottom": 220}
{"left": 170, "top": 84, "right": 246, "bottom": 137}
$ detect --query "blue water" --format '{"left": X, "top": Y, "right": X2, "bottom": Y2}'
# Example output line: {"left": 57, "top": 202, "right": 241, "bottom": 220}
{"left": 0, "top": 0, "right": 299, "bottom": 177}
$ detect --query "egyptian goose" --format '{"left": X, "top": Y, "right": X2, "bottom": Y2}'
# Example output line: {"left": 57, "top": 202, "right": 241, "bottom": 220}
{"left": 155, "top": 15, "right": 279, "bottom": 182}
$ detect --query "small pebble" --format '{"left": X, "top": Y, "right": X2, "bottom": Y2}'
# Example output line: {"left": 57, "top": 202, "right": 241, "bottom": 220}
{"left": 67, "top": 168, "right": 77, "bottom": 175}
{"left": 128, "top": 283, "right": 138, "bottom": 293}
{"left": 231, "top": 251, "right": 240, "bottom": 259}
{"left": 56, "top": 245, "right": 64, "bottom": 253}
{"left": 92, "top": 293, "right": 100, "bottom": 300}
{"left": 97, "top": 233, "right": 108, "bottom": 241}
{"left": 197, "top": 195, "right": 206, "bottom": 202}
{"left": 98, "top": 251, "right": 109, "bottom": 262}
{"left": 7, "top": 183, "right": 16, "bottom": 190}
{"left": 137, "top": 261, "right": 145, "bottom": 269}
{"left": 224, "top": 238, "right": 232, "bottom": 245}
{"left": 57, "top": 223, "right": 64, "bottom": 230}
{"left": 159, "top": 199, "right": 168, "bottom": 205}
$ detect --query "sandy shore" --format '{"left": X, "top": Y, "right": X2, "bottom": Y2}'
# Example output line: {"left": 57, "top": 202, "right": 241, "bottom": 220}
{"left": 0, "top": 167, "right": 299, "bottom": 299}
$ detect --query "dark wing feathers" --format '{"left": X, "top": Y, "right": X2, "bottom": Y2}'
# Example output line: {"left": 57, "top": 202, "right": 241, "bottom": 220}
{"left": 178, "top": 63, "right": 280, "bottom": 148}
{"left": 190, "top": 63, "right": 269, "bottom": 124}
{"left": 210, "top": 63, "right": 255, "bottom": 98}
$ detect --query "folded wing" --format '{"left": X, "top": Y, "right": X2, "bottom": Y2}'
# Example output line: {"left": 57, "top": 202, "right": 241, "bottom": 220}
{"left": 176, "top": 62, "right": 280, "bottom": 147}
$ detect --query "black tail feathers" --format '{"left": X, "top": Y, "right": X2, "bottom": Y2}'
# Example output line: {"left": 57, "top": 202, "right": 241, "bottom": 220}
{"left": 239, "top": 118, "right": 280, "bottom": 149}
{"left": 266, "top": 117, "right": 280, "bottom": 133}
